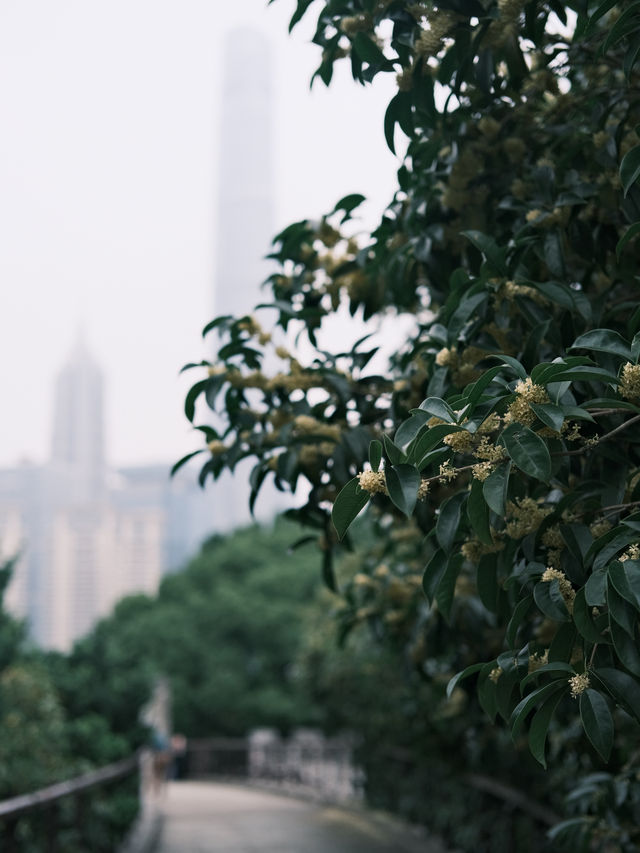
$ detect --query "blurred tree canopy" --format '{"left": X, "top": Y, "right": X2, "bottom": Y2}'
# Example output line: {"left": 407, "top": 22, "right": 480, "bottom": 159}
{"left": 179, "top": 0, "right": 640, "bottom": 848}
{"left": 51, "top": 521, "right": 322, "bottom": 738}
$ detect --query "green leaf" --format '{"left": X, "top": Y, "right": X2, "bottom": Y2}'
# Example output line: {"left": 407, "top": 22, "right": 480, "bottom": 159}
{"left": 461, "top": 230, "right": 508, "bottom": 276}
{"left": 585, "top": 569, "right": 607, "bottom": 606}
{"left": 331, "top": 476, "right": 370, "bottom": 539}
{"left": 386, "top": 464, "right": 420, "bottom": 517}
{"left": 413, "top": 424, "right": 465, "bottom": 463}
{"left": 468, "top": 478, "right": 493, "bottom": 545}
{"left": 422, "top": 549, "right": 447, "bottom": 603}
{"left": 510, "top": 681, "right": 566, "bottom": 741}
{"left": 492, "top": 354, "right": 527, "bottom": 380}
{"left": 446, "top": 662, "right": 484, "bottom": 699}
{"left": 607, "top": 581, "right": 636, "bottom": 637}
{"left": 602, "top": 2, "right": 640, "bottom": 54}
{"left": 395, "top": 412, "right": 430, "bottom": 450}
{"left": 608, "top": 560, "right": 640, "bottom": 611}
{"left": 476, "top": 554, "right": 499, "bottom": 612}
{"left": 620, "top": 144, "right": 640, "bottom": 197}
{"left": 170, "top": 449, "right": 206, "bottom": 476}
{"left": 610, "top": 618, "right": 640, "bottom": 676}
{"left": 501, "top": 424, "right": 552, "bottom": 482}
{"left": 573, "top": 587, "right": 606, "bottom": 643}
{"left": 529, "top": 689, "right": 566, "bottom": 768}
{"left": 506, "top": 596, "right": 531, "bottom": 647}
{"left": 570, "top": 329, "right": 632, "bottom": 361}
{"left": 184, "top": 379, "right": 209, "bottom": 423}
{"left": 369, "top": 440, "right": 383, "bottom": 472}
{"left": 616, "top": 221, "right": 640, "bottom": 259}
{"left": 483, "top": 462, "right": 511, "bottom": 516}
{"left": 520, "top": 661, "right": 575, "bottom": 691}
{"left": 383, "top": 433, "right": 407, "bottom": 465}
{"left": 430, "top": 553, "right": 462, "bottom": 622}
{"left": 593, "top": 529, "right": 639, "bottom": 571}
{"left": 530, "top": 402, "right": 565, "bottom": 432}
{"left": 352, "top": 32, "right": 394, "bottom": 68}
{"left": 417, "top": 397, "right": 457, "bottom": 422}
{"left": 534, "top": 580, "right": 570, "bottom": 622}
{"left": 593, "top": 667, "right": 640, "bottom": 725}
{"left": 580, "top": 689, "right": 613, "bottom": 762}
{"left": 436, "top": 492, "right": 467, "bottom": 551}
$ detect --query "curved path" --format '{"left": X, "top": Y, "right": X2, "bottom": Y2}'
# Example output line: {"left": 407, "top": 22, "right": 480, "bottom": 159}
{"left": 154, "top": 781, "right": 445, "bottom": 853}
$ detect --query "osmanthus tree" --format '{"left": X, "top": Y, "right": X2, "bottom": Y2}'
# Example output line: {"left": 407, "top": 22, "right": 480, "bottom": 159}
{"left": 179, "top": 0, "right": 640, "bottom": 847}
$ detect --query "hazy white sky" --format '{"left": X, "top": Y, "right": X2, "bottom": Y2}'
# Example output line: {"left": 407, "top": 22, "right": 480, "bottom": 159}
{"left": 0, "top": 0, "right": 399, "bottom": 468}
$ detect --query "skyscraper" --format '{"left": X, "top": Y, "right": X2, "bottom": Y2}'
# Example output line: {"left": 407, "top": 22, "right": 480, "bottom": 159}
{"left": 0, "top": 339, "right": 216, "bottom": 650}
{"left": 210, "top": 28, "right": 281, "bottom": 530}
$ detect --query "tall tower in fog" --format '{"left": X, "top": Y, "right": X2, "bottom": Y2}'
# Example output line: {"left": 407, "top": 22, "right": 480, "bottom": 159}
{"left": 212, "top": 29, "right": 276, "bottom": 530}
{"left": 215, "top": 28, "right": 274, "bottom": 318}
{"left": 50, "top": 333, "right": 106, "bottom": 500}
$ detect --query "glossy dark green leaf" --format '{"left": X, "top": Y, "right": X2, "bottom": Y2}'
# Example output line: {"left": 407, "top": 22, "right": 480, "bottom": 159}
{"left": 530, "top": 402, "right": 565, "bottom": 432}
{"left": 386, "top": 464, "right": 420, "bottom": 517}
{"left": 395, "top": 412, "right": 430, "bottom": 449}
{"left": 529, "top": 689, "right": 565, "bottom": 768}
{"left": 184, "top": 379, "right": 209, "bottom": 423}
{"left": 520, "top": 661, "right": 575, "bottom": 691}
{"left": 580, "top": 689, "right": 613, "bottom": 762}
{"left": 549, "top": 623, "right": 577, "bottom": 663}
{"left": 413, "top": 424, "right": 465, "bottom": 463}
{"left": 383, "top": 433, "right": 407, "bottom": 465}
{"left": 476, "top": 554, "right": 499, "bottom": 612}
{"left": 171, "top": 449, "right": 206, "bottom": 476}
{"left": 417, "top": 396, "right": 457, "bottom": 422}
{"left": 573, "top": 587, "right": 605, "bottom": 643}
{"left": 593, "top": 667, "right": 640, "bottom": 725}
{"left": 570, "top": 329, "right": 632, "bottom": 360}
{"left": 483, "top": 462, "right": 511, "bottom": 516}
{"left": 617, "top": 221, "right": 640, "bottom": 259}
{"left": 422, "top": 548, "right": 447, "bottom": 603}
{"left": 534, "top": 580, "right": 570, "bottom": 622}
{"left": 585, "top": 569, "right": 607, "bottom": 606}
{"left": 461, "top": 230, "right": 507, "bottom": 276}
{"left": 446, "top": 662, "right": 484, "bottom": 699}
{"left": 608, "top": 560, "right": 640, "bottom": 611}
{"left": 331, "top": 476, "right": 370, "bottom": 539}
{"left": 610, "top": 618, "right": 640, "bottom": 676}
{"left": 369, "top": 440, "right": 383, "bottom": 472}
{"left": 501, "top": 424, "right": 551, "bottom": 482}
{"left": 621, "top": 145, "right": 640, "bottom": 197}
{"left": 506, "top": 596, "right": 531, "bottom": 647}
{"left": 511, "top": 681, "right": 566, "bottom": 740}
{"left": 468, "top": 478, "right": 493, "bottom": 545}
{"left": 608, "top": 581, "right": 636, "bottom": 637}
{"left": 435, "top": 553, "right": 464, "bottom": 622}
{"left": 436, "top": 491, "right": 468, "bottom": 551}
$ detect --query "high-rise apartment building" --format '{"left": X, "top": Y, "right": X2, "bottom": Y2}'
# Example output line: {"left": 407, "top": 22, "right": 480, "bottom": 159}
{"left": 0, "top": 338, "right": 216, "bottom": 650}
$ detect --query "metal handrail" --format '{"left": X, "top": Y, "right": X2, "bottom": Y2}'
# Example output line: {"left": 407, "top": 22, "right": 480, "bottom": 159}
{"left": 0, "top": 753, "right": 139, "bottom": 821}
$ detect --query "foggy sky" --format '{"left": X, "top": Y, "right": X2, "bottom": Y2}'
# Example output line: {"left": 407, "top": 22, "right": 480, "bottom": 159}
{"left": 0, "top": 0, "right": 398, "bottom": 468}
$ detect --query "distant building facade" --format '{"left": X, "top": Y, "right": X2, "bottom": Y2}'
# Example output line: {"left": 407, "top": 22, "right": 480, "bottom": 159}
{"left": 0, "top": 338, "right": 216, "bottom": 650}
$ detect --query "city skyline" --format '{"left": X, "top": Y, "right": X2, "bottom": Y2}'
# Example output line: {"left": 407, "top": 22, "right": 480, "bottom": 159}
{"left": 0, "top": 1, "right": 398, "bottom": 472}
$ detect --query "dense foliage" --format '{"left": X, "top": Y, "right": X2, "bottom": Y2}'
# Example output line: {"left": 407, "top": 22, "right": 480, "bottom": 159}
{"left": 52, "top": 521, "right": 322, "bottom": 738}
{"left": 180, "top": 0, "right": 640, "bottom": 848}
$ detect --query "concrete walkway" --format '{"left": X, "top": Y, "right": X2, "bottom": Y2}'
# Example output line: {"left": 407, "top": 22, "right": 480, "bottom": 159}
{"left": 154, "top": 781, "right": 445, "bottom": 853}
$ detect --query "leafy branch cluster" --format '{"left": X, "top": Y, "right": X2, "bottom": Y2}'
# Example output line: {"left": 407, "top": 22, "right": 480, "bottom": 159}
{"left": 181, "top": 0, "right": 640, "bottom": 847}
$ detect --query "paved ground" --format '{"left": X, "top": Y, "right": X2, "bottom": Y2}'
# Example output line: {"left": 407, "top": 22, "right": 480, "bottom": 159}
{"left": 154, "top": 781, "right": 445, "bottom": 853}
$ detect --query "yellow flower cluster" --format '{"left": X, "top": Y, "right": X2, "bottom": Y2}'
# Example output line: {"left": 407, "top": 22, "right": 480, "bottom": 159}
{"left": 208, "top": 440, "right": 226, "bottom": 456}
{"left": 502, "top": 280, "right": 548, "bottom": 306}
{"left": 207, "top": 364, "right": 227, "bottom": 377}
{"left": 439, "top": 461, "right": 458, "bottom": 483}
{"left": 528, "top": 649, "right": 549, "bottom": 674}
{"left": 460, "top": 536, "right": 503, "bottom": 563}
{"left": 589, "top": 519, "right": 612, "bottom": 539}
{"left": 298, "top": 443, "right": 335, "bottom": 466}
{"left": 620, "top": 544, "right": 640, "bottom": 562}
{"left": 541, "top": 524, "right": 565, "bottom": 569}
{"left": 339, "top": 14, "right": 372, "bottom": 36}
{"left": 435, "top": 346, "right": 457, "bottom": 367}
{"left": 443, "top": 431, "right": 474, "bottom": 453}
{"left": 505, "top": 497, "right": 552, "bottom": 538}
{"left": 504, "top": 377, "right": 549, "bottom": 426}
{"left": 569, "top": 672, "right": 590, "bottom": 698}
{"left": 489, "top": 667, "right": 502, "bottom": 683}
{"left": 471, "top": 462, "right": 493, "bottom": 481}
{"left": 474, "top": 436, "right": 507, "bottom": 462}
{"left": 478, "top": 412, "right": 502, "bottom": 434}
{"left": 418, "top": 480, "right": 430, "bottom": 501}
{"left": 414, "top": 11, "right": 456, "bottom": 58}
{"left": 237, "top": 315, "right": 263, "bottom": 336}
{"left": 358, "top": 470, "right": 388, "bottom": 495}
{"left": 541, "top": 567, "right": 575, "bottom": 613}
{"left": 293, "top": 415, "right": 341, "bottom": 442}
{"left": 619, "top": 362, "right": 640, "bottom": 401}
